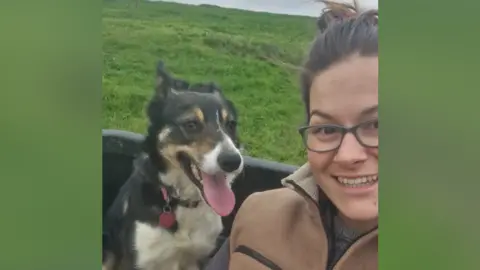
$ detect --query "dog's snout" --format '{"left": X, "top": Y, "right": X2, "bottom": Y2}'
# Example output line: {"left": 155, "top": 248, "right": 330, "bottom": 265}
{"left": 217, "top": 151, "right": 242, "bottom": 173}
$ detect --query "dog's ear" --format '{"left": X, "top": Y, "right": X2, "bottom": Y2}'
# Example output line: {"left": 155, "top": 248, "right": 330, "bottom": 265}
{"left": 207, "top": 82, "right": 225, "bottom": 99}
{"left": 194, "top": 82, "right": 225, "bottom": 99}
{"left": 172, "top": 78, "right": 190, "bottom": 91}
{"left": 187, "top": 81, "right": 226, "bottom": 101}
{"left": 155, "top": 61, "right": 178, "bottom": 99}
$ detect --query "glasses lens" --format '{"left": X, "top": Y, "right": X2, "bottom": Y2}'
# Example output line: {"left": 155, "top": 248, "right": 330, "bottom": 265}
{"left": 304, "top": 125, "right": 343, "bottom": 151}
{"left": 357, "top": 120, "right": 378, "bottom": 147}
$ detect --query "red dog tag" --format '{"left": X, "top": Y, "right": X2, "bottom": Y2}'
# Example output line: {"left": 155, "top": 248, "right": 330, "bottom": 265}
{"left": 159, "top": 211, "right": 176, "bottom": 229}
{"left": 159, "top": 186, "right": 176, "bottom": 229}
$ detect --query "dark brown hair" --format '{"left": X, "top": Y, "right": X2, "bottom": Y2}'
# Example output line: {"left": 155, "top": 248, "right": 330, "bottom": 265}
{"left": 300, "top": 1, "right": 378, "bottom": 119}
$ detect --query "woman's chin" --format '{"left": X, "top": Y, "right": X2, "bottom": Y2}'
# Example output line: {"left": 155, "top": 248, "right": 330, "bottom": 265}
{"left": 337, "top": 202, "right": 378, "bottom": 227}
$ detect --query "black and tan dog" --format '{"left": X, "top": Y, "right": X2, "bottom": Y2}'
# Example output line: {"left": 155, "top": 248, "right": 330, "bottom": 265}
{"left": 103, "top": 61, "right": 244, "bottom": 270}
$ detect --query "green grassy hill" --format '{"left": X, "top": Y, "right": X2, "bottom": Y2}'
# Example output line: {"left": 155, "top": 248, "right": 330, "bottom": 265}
{"left": 103, "top": 1, "right": 318, "bottom": 165}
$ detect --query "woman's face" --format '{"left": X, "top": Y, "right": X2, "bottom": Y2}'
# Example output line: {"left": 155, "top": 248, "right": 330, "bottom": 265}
{"left": 308, "top": 55, "right": 378, "bottom": 223}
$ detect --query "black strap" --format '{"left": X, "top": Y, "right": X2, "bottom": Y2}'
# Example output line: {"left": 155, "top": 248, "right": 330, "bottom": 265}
{"left": 174, "top": 197, "right": 201, "bottom": 208}
{"left": 159, "top": 181, "right": 201, "bottom": 209}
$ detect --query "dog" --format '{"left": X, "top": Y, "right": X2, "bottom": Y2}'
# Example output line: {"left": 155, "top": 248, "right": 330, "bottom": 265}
{"left": 103, "top": 61, "right": 244, "bottom": 270}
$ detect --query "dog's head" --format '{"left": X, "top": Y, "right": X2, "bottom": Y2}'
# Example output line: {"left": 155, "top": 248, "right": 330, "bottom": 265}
{"left": 144, "top": 61, "right": 243, "bottom": 217}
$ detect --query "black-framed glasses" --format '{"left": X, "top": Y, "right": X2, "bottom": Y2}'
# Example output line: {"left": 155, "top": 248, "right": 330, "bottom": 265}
{"left": 298, "top": 119, "right": 378, "bottom": 153}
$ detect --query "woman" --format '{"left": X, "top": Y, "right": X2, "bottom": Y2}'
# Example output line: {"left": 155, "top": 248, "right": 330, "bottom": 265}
{"left": 206, "top": 1, "right": 378, "bottom": 269}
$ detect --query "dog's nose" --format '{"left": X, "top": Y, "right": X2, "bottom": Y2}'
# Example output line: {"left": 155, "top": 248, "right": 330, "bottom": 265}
{"left": 217, "top": 151, "right": 242, "bottom": 173}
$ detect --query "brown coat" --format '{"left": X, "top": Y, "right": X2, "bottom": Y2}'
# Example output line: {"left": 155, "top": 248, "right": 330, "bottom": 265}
{"left": 228, "top": 164, "right": 378, "bottom": 270}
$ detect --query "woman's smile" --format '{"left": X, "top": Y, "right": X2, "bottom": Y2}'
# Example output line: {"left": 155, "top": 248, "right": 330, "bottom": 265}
{"left": 332, "top": 174, "right": 378, "bottom": 194}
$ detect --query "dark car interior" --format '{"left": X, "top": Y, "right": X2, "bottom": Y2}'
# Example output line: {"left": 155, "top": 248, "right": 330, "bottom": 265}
{"left": 102, "top": 129, "right": 298, "bottom": 257}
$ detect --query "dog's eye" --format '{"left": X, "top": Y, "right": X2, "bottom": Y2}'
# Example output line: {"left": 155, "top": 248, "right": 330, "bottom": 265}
{"left": 182, "top": 120, "right": 200, "bottom": 132}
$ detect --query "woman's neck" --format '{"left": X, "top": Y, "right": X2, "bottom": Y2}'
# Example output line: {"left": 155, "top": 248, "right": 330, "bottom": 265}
{"left": 337, "top": 212, "right": 378, "bottom": 235}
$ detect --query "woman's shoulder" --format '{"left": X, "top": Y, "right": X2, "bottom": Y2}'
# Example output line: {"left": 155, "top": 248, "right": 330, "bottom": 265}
{"left": 233, "top": 187, "right": 308, "bottom": 224}
{"left": 244, "top": 187, "right": 303, "bottom": 207}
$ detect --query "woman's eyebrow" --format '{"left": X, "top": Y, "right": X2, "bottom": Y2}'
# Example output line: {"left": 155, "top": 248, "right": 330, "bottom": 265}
{"left": 310, "top": 109, "right": 334, "bottom": 120}
{"left": 360, "top": 105, "right": 378, "bottom": 116}
{"left": 310, "top": 105, "right": 378, "bottom": 120}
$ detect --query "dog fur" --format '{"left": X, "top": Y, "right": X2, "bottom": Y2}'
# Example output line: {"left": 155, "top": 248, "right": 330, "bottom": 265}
{"left": 103, "top": 61, "right": 243, "bottom": 270}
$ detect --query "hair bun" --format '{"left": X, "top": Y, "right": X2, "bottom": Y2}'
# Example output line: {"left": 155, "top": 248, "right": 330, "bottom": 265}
{"left": 316, "top": 1, "right": 358, "bottom": 32}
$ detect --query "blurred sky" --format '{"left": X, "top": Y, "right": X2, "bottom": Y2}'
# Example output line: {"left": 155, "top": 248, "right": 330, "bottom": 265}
{"left": 151, "top": 0, "right": 378, "bottom": 17}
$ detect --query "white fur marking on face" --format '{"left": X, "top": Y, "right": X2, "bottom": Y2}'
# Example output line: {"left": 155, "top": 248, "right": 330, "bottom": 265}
{"left": 222, "top": 132, "right": 241, "bottom": 155}
{"left": 122, "top": 200, "right": 128, "bottom": 215}
{"left": 222, "top": 132, "right": 244, "bottom": 175}
{"left": 199, "top": 132, "right": 244, "bottom": 184}
{"left": 157, "top": 127, "right": 172, "bottom": 142}
{"left": 200, "top": 143, "right": 222, "bottom": 175}
{"left": 215, "top": 110, "right": 221, "bottom": 132}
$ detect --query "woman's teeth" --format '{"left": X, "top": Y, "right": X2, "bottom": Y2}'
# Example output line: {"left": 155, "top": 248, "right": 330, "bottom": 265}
{"left": 335, "top": 175, "right": 378, "bottom": 187}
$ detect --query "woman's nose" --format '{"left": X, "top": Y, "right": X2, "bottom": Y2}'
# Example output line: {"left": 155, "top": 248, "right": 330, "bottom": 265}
{"left": 333, "top": 133, "right": 368, "bottom": 165}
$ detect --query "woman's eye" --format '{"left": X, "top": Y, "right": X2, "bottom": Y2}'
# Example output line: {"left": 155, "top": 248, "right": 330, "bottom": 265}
{"left": 312, "top": 126, "right": 338, "bottom": 135}
{"left": 363, "top": 120, "right": 378, "bottom": 130}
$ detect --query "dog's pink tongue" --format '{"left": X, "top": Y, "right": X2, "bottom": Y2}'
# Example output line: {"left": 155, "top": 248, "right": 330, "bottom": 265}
{"left": 201, "top": 172, "right": 235, "bottom": 217}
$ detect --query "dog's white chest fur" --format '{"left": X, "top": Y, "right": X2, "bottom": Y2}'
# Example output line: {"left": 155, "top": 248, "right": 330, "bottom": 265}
{"left": 134, "top": 203, "right": 223, "bottom": 270}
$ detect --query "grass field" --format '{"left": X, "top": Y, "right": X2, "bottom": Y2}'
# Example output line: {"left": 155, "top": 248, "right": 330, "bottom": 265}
{"left": 103, "top": 1, "right": 318, "bottom": 165}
